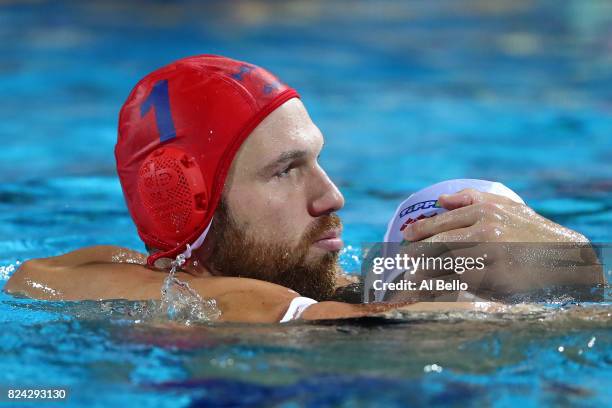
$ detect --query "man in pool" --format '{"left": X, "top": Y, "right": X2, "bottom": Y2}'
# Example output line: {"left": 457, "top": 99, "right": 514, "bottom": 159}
{"left": 4, "top": 55, "right": 603, "bottom": 322}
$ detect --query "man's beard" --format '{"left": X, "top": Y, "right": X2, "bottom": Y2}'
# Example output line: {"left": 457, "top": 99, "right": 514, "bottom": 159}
{"left": 207, "top": 199, "right": 341, "bottom": 301}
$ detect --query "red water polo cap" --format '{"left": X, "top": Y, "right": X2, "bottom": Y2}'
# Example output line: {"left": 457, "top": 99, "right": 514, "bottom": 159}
{"left": 115, "top": 55, "right": 300, "bottom": 267}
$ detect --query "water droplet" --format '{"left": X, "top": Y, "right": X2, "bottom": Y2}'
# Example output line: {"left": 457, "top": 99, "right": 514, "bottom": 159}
{"left": 424, "top": 363, "right": 443, "bottom": 373}
{"left": 587, "top": 337, "right": 596, "bottom": 348}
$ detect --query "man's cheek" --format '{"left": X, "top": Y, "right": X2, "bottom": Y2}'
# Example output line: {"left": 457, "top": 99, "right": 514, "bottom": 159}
{"left": 232, "top": 199, "right": 276, "bottom": 229}
{"left": 247, "top": 216, "right": 296, "bottom": 243}
{"left": 250, "top": 191, "right": 309, "bottom": 243}
{"left": 278, "top": 220, "right": 303, "bottom": 243}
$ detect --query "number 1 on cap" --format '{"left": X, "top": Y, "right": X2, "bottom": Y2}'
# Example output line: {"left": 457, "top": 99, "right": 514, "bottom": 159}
{"left": 140, "top": 79, "right": 177, "bottom": 142}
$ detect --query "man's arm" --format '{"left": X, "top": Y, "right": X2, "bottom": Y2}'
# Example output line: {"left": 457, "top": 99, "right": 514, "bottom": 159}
{"left": 24, "top": 245, "right": 148, "bottom": 268}
{"left": 4, "top": 246, "right": 502, "bottom": 323}
{"left": 402, "top": 189, "right": 605, "bottom": 290}
{"left": 4, "top": 247, "right": 162, "bottom": 301}
{"left": 3, "top": 251, "right": 296, "bottom": 323}
{"left": 3, "top": 257, "right": 409, "bottom": 322}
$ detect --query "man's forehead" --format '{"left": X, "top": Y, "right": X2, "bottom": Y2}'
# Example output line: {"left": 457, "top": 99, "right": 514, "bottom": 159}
{"left": 243, "top": 98, "right": 323, "bottom": 159}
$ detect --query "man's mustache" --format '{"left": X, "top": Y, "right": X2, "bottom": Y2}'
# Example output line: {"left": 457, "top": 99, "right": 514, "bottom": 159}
{"left": 302, "top": 213, "right": 342, "bottom": 245}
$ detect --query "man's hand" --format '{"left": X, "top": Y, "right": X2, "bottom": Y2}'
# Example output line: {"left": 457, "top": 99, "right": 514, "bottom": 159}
{"left": 402, "top": 188, "right": 588, "bottom": 243}
{"left": 400, "top": 189, "right": 604, "bottom": 294}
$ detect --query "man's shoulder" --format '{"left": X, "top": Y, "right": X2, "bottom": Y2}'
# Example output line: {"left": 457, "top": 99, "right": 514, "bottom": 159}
{"left": 186, "top": 276, "right": 300, "bottom": 323}
{"left": 4, "top": 246, "right": 301, "bottom": 322}
{"left": 4, "top": 246, "right": 155, "bottom": 299}
{"left": 46, "top": 245, "right": 148, "bottom": 267}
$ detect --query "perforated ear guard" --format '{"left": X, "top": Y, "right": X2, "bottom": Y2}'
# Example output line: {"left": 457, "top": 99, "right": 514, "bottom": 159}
{"left": 137, "top": 146, "right": 208, "bottom": 243}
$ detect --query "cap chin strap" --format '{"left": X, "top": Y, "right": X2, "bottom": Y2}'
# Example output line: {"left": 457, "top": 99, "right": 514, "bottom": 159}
{"left": 147, "top": 219, "right": 213, "bottom": 269}
{"left": 181, "top": 219, "right": 212, "bottom": 260}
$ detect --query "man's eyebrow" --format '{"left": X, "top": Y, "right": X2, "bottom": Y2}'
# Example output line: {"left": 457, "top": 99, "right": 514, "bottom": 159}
{"left": 260, "top": 149, "right": 308, "bottom": 174}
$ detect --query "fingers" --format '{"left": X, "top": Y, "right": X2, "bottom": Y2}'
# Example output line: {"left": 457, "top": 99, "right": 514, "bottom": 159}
{"left": 403, "top": 204, "right": 484, "bottom": 241}
{"left": 421, "top": 216, "right": 519, "bottom": 243}
{"left": 438, "top": 188, "right": 519, "bottom": 211}
{"left": 402, "top": 189, "right": 523, "bottom": 242}
{"left": 437, "top": 189, "right": 483, "bottom": 210}
{"left": 391, "top": 242, "right": 453, "bottom": 281}
{"left": 421, "top": 226, "right": 479, "bottom": 243}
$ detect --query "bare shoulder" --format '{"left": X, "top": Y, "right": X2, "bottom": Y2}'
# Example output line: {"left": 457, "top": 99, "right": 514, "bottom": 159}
{"left": 36, "top": 245, "right": 147, "bottom": 268}
{"left": 3, "top": 246, "right": 300, "bottom": 323}
{"left": 4, "top": 246, "right": 152, "bottom": 300}
{"left": 187, "top": 277, "right": 300, "bottom": 323}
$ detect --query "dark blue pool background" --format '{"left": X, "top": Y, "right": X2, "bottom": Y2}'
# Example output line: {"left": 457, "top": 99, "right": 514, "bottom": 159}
{"left": 1, "top": 0, "right": 611, "bottom": 271}
{"left": 0, "top": 2, "right": 611, "bottom": 407}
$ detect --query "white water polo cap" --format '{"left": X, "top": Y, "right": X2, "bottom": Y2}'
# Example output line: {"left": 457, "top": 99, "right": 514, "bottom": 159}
{"left": 384, "top": 179, "right": 525, "bottom": 243}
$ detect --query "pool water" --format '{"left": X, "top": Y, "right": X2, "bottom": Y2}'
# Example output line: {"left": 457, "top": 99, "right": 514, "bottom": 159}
{"left": 1, "top": 1, "right": 611, "bottom": 406}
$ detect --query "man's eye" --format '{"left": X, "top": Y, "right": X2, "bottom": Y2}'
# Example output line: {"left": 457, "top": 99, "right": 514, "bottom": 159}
{"left": 276, "top": 167, "right": 292, "bottom": 178}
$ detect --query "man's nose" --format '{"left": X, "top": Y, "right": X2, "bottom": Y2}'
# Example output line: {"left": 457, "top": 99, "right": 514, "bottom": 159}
{"left": 308, "top": 166, "right": 345, "bottom": 216}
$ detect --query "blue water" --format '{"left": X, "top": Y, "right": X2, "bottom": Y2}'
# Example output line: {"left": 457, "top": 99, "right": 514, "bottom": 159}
{"left": 1, "top": 1, "right": 611, "bottom": 407}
